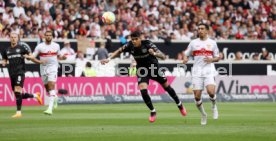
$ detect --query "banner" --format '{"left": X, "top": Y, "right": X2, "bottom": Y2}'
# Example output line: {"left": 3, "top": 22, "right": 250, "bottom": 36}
{"left": 0, "top": 78, "right": 46, "bottom": 106}
{"left": 1, "top": 76, "right": 276, "bottom": 106}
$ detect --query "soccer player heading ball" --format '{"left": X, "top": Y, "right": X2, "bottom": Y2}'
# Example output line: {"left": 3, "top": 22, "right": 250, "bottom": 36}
{"left": 183, "top": 23, "right": 220, "bottom": 125}
{"left": 101, "top": 31, "right": 187, "bottom": 123}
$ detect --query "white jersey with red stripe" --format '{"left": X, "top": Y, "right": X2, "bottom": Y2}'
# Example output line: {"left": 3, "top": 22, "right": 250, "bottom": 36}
{"left": 33, "top": 42, "right": 61, "bottom": 75}
{"left": 184, "top": 38, "right": 219, "bottom": 77}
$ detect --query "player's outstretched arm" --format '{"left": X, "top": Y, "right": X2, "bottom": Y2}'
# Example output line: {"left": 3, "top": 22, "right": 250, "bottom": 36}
{"left": 24, "top": 53, "right": 46, "bottom": 64}
{"left": 100, "top": 48, "right": 123, "bottom": 65}
{"left": 58, "top": 55, "right": 67, "bottom": 60}
{"left": 148, "top": 48, "right": 166, "bottom": 60}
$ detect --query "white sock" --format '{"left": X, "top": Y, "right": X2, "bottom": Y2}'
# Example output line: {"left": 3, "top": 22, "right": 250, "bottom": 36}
{"left": 48, "top": 90, "right": 56, "bottom": 111}
{"left": 195, "top": 100, "right": 206, "bottom": 116}
{"left": 33, "top": 94, "right": 38, "bottom": 98}
{"left": 210, "top": 95, "right": 217, "bottom": 108}
{"left": 177, "top": 102, "right": 182, "bottom": 106}
{"left": 48, "top": 96, "right": 55, "bottom": 111}
{"left": 151, "top": 109, "right": 156, "bottom": 112}
{"left": 16, "top": 111, "right": 21, "bottom": 114}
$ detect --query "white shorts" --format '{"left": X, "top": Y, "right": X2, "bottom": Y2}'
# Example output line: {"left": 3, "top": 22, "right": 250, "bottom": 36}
{"left": 40, "top": 66, "right": 58, "bottom": 84}
{"left": 192, "top": 77, "right": 216, "bottom": 90}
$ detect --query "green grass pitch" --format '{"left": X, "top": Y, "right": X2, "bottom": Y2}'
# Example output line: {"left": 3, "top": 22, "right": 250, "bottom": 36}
{"left": 0, "top": 102, "right": 276, "bottom": 141}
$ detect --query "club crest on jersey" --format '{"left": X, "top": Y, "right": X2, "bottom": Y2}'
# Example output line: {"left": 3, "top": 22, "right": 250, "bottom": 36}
{"left": 207, "top": 44, "right": 211, "bottom": 49}
{"left": 16, "top": 49, "right": 20, "bottom": 52}
{"left": 142, "top": 48, "right": 147, "bottom": 53}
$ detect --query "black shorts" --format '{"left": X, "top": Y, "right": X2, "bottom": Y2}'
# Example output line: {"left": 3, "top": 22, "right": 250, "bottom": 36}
{"left": 136, "top": 66, "right": 167, "bottom": 85}
{"left": 10, "top": 74, "right": 25, "bottom": 90}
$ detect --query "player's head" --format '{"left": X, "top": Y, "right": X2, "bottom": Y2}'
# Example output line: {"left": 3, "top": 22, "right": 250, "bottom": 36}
{"left": 130, "top": 31, "right": 142, "bottom": 47}
{"left": 45, "top": 30, "right": 53, "bottom": 43}
{"left": 198, "top": 23, "right": 209, "bottom": 39}
{"left": 10, "top": 32, "right": 19, "bottom": 45}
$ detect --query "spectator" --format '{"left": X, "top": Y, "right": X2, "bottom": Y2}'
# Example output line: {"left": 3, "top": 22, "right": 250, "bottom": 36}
{"left": 81, "top": 62, "right": 97, "bottom": 77}
{"left": 260, "top": 48, "right": 272, "bottom": 60}
{"left": 219, "top": 52, "right": 224, "bottom": 60}
{"left": 13, "top": 1, "right": 26, "bottom": 18}
{"left": 75, "top": 51, "right": 88, "bottom": 76}
{"left": 235, "top": 51, "right": 243, "bottom": 60}
{"left": 252, "top": 52, "right": 259, "bottom": 60}
{"left": 94, "top": 41, "right": 108, "bottom": 60}
{"left": 60, "top": 40, "right": 76, "bottom": 61}
{"left": 128, "top": 60, "right": 137, "bottom": 77}
{"left": 86, "top": 40, "right": 97, "bottom": 60}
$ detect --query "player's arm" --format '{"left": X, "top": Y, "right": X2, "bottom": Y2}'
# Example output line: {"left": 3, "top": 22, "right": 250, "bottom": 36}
{"left": 58, "top": 55, "right": 67, "bottom": 60}
{"left": 24, "top": 53, "right": 46, "bottom": 64}
{"left": 57, "top": 44, "right": 67, "bottom": 60}
{"left": 101, "top": 44, "right": 130, "bottom": 65}
{"left": 100, "top": 47, "right": 123, "bottom": 65}
{"left": 147, "top": 41, "right": 166, "bottom": 60}
{"left": 148, "top": 48, "right": 166, "bottom": 60}
{"left": 183, "top": 42, "right": 192, "bottom": 64}
{"left": 1, "top": 50, "right": 8, "bottom": 66}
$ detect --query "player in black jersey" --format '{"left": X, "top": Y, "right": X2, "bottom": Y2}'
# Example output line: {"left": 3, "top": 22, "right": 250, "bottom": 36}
{"left": 101, "top": 31, "right": 187, "bottom": 122}
{"left": 1, "top": 33, "right": 43, "bottom": 118}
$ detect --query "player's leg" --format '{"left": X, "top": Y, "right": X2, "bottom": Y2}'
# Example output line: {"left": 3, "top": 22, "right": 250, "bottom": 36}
{"left": 44, "top": 71, "right": 58, "bottom": 115}
{"left": 205, "top": 77, "right": 218, "bottom": 119}
{"left": 193, "top": 77, "right": 207, "bottom": 125}
{"left": 44, "top": 81, "right": 57, "bottom": 115}
{"left": 11, "top": 74, "right": 24, "bottom": 118}
{"left": 17, "top": 74, "right": 43, "bottom": 105}
{"left": 159, "top": 78, "right": 187, "bottom": 116}
{"left": 13, "top": 86, "right": 23, "bottom": 118}
{"left": 138, "top": 76, "right": 156, "bottom": 122}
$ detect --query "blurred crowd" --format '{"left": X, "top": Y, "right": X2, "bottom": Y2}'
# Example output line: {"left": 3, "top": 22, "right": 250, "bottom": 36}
{"left": 0, "top": 0, "right": 275, "bottom": 41}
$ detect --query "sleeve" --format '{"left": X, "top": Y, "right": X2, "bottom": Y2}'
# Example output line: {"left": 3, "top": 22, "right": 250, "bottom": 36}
{"left": 32, "top": 45, "right": 40, "bottom": 58}
{"left": 213, "top": 42, "right": 219, "bottom": 58}
{"left": 147, "top": 40, "right": 159, "bottom": 51}
{"left": 2, "top": 50, "right": 7, "bottom": 60}
{"left": 184, "top": 42, "right": 193, "bottom": 56}
{"left": 120, "top": 42, "right": 131, "bottom": 53}
{"left": 22, "top": 44, "right": 32, "bottom": 55}
{"left": 57, "top": 44, "right": 62, "bottom": 56}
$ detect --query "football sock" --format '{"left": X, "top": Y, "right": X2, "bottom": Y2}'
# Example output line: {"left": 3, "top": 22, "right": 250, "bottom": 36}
{"left": 164, "top": 85, "right": 180, "bottom": 104}
{"left": 195, "top": 99, "right": 206, "bottom": 116}
{"left": 15, "top": 92, "right": 22, "bottom": 111}
{"left": 48, "top": 90, "right": 56, "bottom": 111}
{"left": 22, "top": 93, "right": 34, "bottom": 99}
{"left": 140, "top": 89, "right": 154, "bottom": 111}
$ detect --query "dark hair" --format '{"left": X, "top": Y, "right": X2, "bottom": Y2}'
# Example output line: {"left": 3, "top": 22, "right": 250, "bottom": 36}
{"left": 198, "top": 23, "right": 209, "bottom": 30}
{"left": 86, "top": 62, "right": 92, "bottom": 68}
{"left": 45, "top": 30, "right": 54, "bottom": 36}
{"left": 130, "top": 30, "right": 141, "bottom": 38}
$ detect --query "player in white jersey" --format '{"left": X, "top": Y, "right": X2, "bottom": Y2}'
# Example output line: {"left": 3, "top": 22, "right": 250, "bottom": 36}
{"left": 183, "top": 23, "right": 220, "bottom": 125}
{"left": 25, "top": 30, "right": 66, "bottom": 115}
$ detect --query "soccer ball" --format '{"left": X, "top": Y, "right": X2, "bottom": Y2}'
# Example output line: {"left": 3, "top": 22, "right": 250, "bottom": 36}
{"left": 102, "top": 11, "right": 116, "bottom": 24}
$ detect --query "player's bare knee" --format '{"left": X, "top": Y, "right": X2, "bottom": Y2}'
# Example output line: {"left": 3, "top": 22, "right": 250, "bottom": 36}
{"left": 138, "top": 83, "right": 148, "bottom": 90}
{"left": 14, "top": 86, "right": 22, "bottom": 93}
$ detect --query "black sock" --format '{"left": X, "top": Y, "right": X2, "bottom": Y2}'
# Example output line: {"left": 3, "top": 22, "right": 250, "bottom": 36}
{"left": 140, "top": 89, "right": 154, "bottom": 111}
{"left": 164, "top": 85, "right": 180, "bottom": 104}
{"left": 22, "top": 93, "right": 34, "bottom": 99}
{"left": 15, "top": 92, "right": 22, "bottom": 111}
